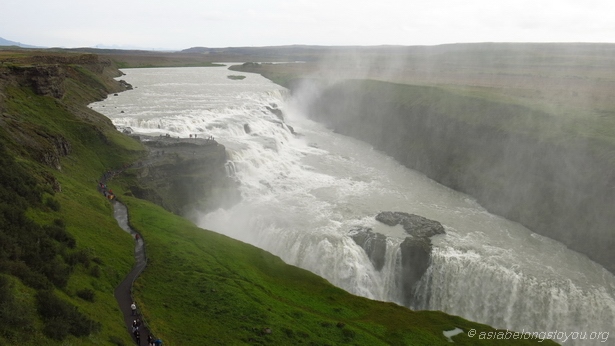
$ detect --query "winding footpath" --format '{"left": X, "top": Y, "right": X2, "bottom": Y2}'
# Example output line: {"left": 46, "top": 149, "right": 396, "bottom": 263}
{"left": 113, "top": 200, "right": 152, "bottom": 346}
{"left": 99, "top": 169, "right": 157, "bottom": 346}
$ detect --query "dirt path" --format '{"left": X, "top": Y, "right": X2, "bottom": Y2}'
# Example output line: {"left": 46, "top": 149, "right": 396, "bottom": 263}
{"left": 112, "top": 200, "right": 153, "bottom": 346}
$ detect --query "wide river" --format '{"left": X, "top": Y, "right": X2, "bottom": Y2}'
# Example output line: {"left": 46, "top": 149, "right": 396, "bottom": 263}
{"left": 91, "top": 66, "right": 615, "bottom": 345}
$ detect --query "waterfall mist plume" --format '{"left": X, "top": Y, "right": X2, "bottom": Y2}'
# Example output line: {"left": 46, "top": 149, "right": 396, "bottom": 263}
{"left": 285, "top": 43, "right": 615, "bottom": 344}
{"left": 290, "top": 43, "right": 615, "bottom": 274}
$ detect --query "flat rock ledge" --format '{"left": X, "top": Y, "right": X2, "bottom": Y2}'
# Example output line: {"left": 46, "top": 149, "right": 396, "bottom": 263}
{"left": 375, "top": 211, "right": 445, "bottom": 238}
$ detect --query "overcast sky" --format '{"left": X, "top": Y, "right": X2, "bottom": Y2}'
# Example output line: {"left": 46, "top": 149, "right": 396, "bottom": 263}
{"left": 2, "top": 0, "right": 615, "bottom": 50}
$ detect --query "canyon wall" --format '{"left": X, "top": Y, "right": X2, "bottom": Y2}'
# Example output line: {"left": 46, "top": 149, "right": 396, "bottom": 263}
{"left": 299, "top": 79, "right": 615, "bottom": 274}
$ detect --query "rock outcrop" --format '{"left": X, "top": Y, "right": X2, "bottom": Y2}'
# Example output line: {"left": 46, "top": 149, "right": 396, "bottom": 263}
{"left": 349, "top": 212, "right": 445, "bottom": 306}
{"left": 128, "top": 135, "right": 240, "bottom": 216}
{"left": 348, "top": 227, "right": 387, "bottom": 271}
{"left": 376, "top": 211, "right": 445, "bottom": 238}
{"left": 399, "top": 237, "right": 432, "bottom": 306}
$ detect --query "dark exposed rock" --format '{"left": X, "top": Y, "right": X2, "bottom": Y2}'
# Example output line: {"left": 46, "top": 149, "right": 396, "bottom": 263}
{"left": 118, "top": 80, "right": 133, "bottom": 90}
{"left": 3, "top": 54, "right": 124, "bottom": 100}
{"left": 266, "top": 105, "right": 284, "bottom": 121}
{"left": 350, "top": 212, "right": 445, "bottom": 306}
{"left": 376, "top": 211, "right": 445, "bottom": 238}
{"left": 129, "top": 135, "right": 240, "bottom": 216}
{"left": 244, "top": 123, "right": 251, "bottom": 134}
{"left": 348, "top": 227, "right": 387, "bottom": 271}
{"left": 24, "top": 65, "right": 66, "bottom": 98}
{"left": 399, "top": 237, "right": 433, "bottom": 306}
{"left": 47, "top": 134, "right": 71, "bottom": 166}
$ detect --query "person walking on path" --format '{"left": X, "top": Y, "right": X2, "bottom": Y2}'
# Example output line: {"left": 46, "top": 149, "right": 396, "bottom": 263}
{"left": 131, "top": 301, "right": 137, "bottom": 316}
{"left": 134, "top": 329, "right": 140, "bottom": 345}
{"left": 147, "top": 334, "right": 154, "bottom": 346}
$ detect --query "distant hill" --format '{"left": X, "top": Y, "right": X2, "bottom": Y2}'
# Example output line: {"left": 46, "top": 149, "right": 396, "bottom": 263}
{"left": 183, "top": 42, "right": 615, "bottom": 63}
{"left": 0, "top": 36, "right": 40, "bottom": 48}
{"left": 181, "top": 44, "right": 414, "bottom": 61}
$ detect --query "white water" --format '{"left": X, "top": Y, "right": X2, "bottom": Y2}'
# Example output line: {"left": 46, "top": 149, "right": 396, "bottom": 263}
{"left": 92, "top": 66, "right": 615, "bottom": 345}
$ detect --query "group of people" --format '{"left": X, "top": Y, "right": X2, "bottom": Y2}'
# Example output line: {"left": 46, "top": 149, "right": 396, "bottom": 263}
{"left": 131, "top": 301, "right": 162, "bottom": 345}
{"left": 188, "top": 133, "right": 215, "bottom": 141}
{"left": 98, "top": 182, "right": 115, "bottom": 200}
{"left": 98, "top": 165, "right": 131, "bottom": 200}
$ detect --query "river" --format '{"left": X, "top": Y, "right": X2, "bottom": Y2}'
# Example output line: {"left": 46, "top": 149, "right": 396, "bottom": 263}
{"left": 91, "top": 66, "right": 615, "bottom": 345}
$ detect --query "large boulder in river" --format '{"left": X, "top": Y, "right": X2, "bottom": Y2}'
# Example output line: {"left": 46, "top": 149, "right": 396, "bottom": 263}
{"left": 376, "top": 211, "right": 445, "bottom": 238}
{"left": 375, "top": 211, "right": 444, "bottom": 305}
{"left": 350, "top": 212, "right": 445, "bottom": 307}
{"left": 348, "top": 227, "right": 387, "bottom": 271}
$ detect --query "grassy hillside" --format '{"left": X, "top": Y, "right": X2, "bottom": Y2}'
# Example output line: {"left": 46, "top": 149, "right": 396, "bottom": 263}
{"left": 0, "top": 50, "right": 145, "bottom": 345}
{"left": 0, "top": 49, "right": 556, "bottom": 345}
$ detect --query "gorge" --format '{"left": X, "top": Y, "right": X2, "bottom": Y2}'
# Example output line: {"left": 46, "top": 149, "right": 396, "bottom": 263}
{"left": 92, "top": 65, "right": 615, "bottom": 345}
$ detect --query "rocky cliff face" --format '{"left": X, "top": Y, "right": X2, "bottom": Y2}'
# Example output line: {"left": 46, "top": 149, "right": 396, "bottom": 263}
{"left": 0, "top": 53, "right": 130, "bottom": 173}
{"left": 0, "top": 51, "right": 237, "bottom": 217}
{"left": 127, "top": 135, "right": 240, "bottom": 216}
{"left": 303, "top": 80, "right": 615, "bottom": 275}
{"left": 1, "top": 53, "right": 125, "bottom": 99}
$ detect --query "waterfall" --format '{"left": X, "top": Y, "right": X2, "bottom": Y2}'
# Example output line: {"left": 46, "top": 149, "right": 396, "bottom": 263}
{"left": 224, "top": 160, "right": 236, "bottom": 177}
{"left": 412, "top": 246, "right": 615, "bottom": 345}
{"left": 92, "top": 67, "right": 615, "bottom": 346}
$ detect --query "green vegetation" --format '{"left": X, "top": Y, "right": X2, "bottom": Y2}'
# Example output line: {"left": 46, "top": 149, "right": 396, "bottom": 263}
{"left": 123, "top": 196, "right": 553, "bottom": 345}
{"left": 0, "top": 51, "right": 144, "bottom": 345}
{"left": 0, "top": 49, "right": 557, "bottom": 345}
{"left": 227, "top": 74, "right": 246, "bottom": 80}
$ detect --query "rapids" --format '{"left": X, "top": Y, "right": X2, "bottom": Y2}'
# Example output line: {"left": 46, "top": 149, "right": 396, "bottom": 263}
{"left": 91, "top": 66, "right": 615, "bottom": 345}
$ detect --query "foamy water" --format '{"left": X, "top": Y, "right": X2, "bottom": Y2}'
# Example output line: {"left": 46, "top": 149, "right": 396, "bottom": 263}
{"left": 92, "top": 66, "right": 615, "bottom": 345}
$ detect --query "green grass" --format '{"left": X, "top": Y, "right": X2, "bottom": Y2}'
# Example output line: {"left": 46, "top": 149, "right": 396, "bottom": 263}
{"left": 120, "top": 196, "right": 556, "bottom": 345}
{"left": 0, "top": 54, "right": 147, "bottom": 345}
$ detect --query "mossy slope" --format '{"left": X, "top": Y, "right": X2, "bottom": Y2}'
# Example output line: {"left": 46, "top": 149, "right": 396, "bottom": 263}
{"left": 0, "top": 50, "right": 145, "bottom": 345}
